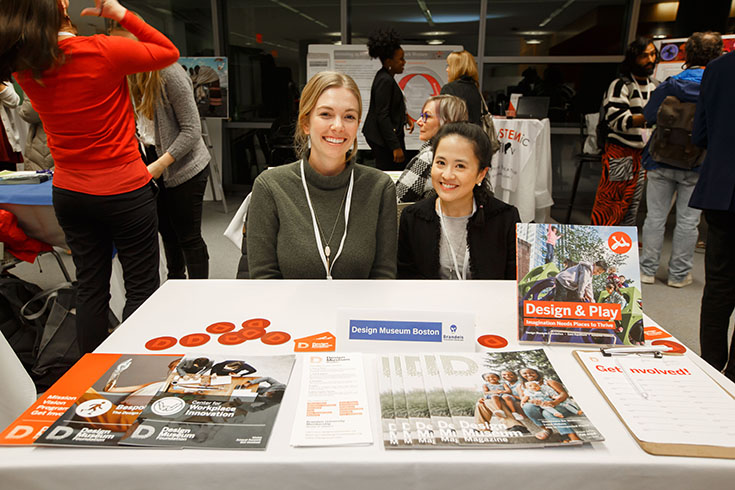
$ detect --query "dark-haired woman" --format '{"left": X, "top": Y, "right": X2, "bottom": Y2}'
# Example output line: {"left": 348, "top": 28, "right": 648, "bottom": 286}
{"left": 362, "top": 29, "right": 414, "bottom": 171}
{"left": 398, "top": 122, "right": 519, "bottom": 279}
{"left": 1, "top": 0, "right": 179, "bottom": 353}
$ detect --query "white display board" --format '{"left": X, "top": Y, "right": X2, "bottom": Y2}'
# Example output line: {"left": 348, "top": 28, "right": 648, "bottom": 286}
{"left": 307, "top": 44, "right": 463, "bottom": 150}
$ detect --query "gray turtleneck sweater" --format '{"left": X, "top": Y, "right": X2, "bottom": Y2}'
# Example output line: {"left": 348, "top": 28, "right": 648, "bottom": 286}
{"left": 247, "top": 160, "right": 397, "bottom": 279}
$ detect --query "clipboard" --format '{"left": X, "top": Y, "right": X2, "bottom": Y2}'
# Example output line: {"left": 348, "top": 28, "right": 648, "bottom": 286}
{"left": 573, "top": 349, "right": 735, "bottom": 459}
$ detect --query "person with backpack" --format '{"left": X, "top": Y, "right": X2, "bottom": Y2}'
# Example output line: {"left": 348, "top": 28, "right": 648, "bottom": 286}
{"left": 639, "top": 32, "right": 722, "bottom": 289}
{"left": 591, "top": 38, "right": 658, "bottom": 226}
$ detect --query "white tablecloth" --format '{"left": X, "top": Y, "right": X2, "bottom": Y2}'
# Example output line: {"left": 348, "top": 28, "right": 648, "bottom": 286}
{"left": 0, "top": 280, "right": 733, "bottom": 490}
{"left": 489, "top": 118, "right": 554, "bottom": 222}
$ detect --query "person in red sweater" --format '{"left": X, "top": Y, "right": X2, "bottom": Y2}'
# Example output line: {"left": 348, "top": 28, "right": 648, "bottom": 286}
{"left": 0, "top": 0, "right": 180, "bottom": 353}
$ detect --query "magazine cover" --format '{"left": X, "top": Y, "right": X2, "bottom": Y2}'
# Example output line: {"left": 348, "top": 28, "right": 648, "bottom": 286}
{"left": 119, "top": 354, "right": 295, "bottom": 449}
{"left": 389, "top": 355, "right": 415, "bottom": 447}
{"left": 517, "top": 224, "right": 644, "bottom": 345}
{"left": 377, "top": 356, "right": 400, "bottom": 447}
{"left": 436, "top": 350, "right": 604, "bottom": 447}
{"left": 0, "top": 353, "right": 183, "bottom": 446}
{"left": 420, "top": 354, "right": 459, "bottom": 445}
{"left": 400, "top": 355, "right": 437, "bottom": 447}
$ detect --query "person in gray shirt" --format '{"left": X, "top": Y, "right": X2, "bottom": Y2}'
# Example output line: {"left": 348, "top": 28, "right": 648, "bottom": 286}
{"left": 554, "top": 260, "right": 608, "bottom": 302}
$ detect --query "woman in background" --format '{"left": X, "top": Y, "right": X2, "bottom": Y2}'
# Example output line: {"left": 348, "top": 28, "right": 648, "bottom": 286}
{"left": 247, "top": 71, "right": 397, "bottom": 279}
{"left": 18, "top": 97, "right": 54, "bottom": 171}
{"left": 1, "top": 0, "right": 180, "bottom": 353}
{"left": 112, "top": 20, "right": 211, "bottom": 280}
{"left": 0, "top": 82, "right": 22, "bottom": 171}
{"left": 441, "top": 50, "right": 482, "bottom": 125}
{"left": 362, "top": 28, "right": 414, "bottom": 170}
{"left": 395, "top": 94, "right": 469, "bottom": 203}
{"left": 398, "top": 122, "right": 518, "bottom": 279}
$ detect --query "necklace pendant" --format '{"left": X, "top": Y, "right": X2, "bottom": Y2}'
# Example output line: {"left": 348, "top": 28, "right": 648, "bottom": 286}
{"left": 325, "top": 245, "right": 331, "bottom": 258}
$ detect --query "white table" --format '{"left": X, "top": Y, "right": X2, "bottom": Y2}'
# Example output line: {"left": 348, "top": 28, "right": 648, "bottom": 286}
{"left": 0, "top": 280, "right": 733, "bottom": 490}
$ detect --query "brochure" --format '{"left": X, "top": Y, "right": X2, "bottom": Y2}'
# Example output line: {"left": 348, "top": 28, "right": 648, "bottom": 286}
{"left": 400, "top": 355, "right": 437, "bottom": 446}
{"left": 0, "top": 353, "right": 183, "bottom": 446}
{"left": 119, "top": 354, "right": 295, "bottom": 449}
{"left": 517, "top": 224, "right": 644, "bottom": 345}
{"left": 290, "top": 353, "right": 372, "bottom": 447}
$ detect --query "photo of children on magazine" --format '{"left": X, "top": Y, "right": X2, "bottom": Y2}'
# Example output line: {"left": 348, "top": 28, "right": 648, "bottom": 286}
{"left": 517, "top": 224, "right": 644, "bottom": 346}
{"left": 438, "top": 350, "right": 603, "bottom": 446}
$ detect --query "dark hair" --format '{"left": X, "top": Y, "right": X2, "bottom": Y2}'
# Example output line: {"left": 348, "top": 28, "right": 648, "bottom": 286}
{"left": 432, "top": 122, "right": 494, "bottom": 171}
{"left": 621, "top": 37, "right": 656, "bottom": 76}
{"left": 0, "top": 0, "right": 64, "bottom": 82}
{"left": 367, "top": 28, "right": 402, "bottom": 63}
{"left": 595, "top": 259, "right": 609, "bottom": 271}
{"left": 686, "top": 32, "right": 723, "bottom": 67}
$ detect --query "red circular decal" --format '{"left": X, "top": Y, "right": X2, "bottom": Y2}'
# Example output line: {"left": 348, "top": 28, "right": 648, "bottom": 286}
{"left": 608, "top": 232, "right": 633, "bottom": 254}
{"left": 206, "top": 322, "right": 236, "bottom": 334}
{"left": 477, "top": 334, "right": 509, "bottom": 349}
{"left": 145, "top": 336, "right": 177, "bottom": 351}
{"left": 241, "top": 326, "right": 266, "bottom": 340}
{"left": 179, "top": 333, "right": 210, "bottom": 347}
{"left": 261, "top": 331, "right": 291, "bottom": 345}
{"left": 218, "top": 331, "right": 248, "bottom": 345}
{"left": 651, "top": 339, "right": 687, "bottom": 354}
{"left": 242, "top": 318, "right": 271, "bottom": 329}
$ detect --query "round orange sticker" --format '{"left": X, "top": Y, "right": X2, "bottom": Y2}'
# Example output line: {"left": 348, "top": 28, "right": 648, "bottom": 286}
{"left": 206, "top": 322, "right": 236, "bottom": 334}
{"left": 179, "top": 333, "right": 210, "bottom": 347}
{"left": 608, "top": 231, "right": 632, "bottom": 254}
{"left": 241, "top": 326, "right": 266, "bottom": 340}
{"left": 145, "top": 336, "right": 177, "bottom": 351}
{"left": 218, "top": 331, "right": 248, "bottom": 346}
{"left": 652, "top": 339, "right": 686, "bottom": 354}
{"left": 261, "top": 331, "right": 291, "bottom": 345}
{"left": 477, "top": 334, "right": 509, "bottom": 349}
{"left": 242, "top": 318, "right": 271, "bottom": 329}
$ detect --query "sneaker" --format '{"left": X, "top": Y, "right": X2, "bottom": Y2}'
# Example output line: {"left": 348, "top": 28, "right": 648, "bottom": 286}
{"left": 640, "top": 274, "right": 655, "bottom": 284}
{"left": 667, "top": 273, "right": 693, "bottom": 288}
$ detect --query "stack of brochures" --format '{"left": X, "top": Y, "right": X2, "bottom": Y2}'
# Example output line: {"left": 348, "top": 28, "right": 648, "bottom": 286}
{"left": 0, "top": 353, "right": 295, "bottom": 450}
{"left": 0, "top": 170, "right": 51, "bottom": 185}
{"left": 378, "top": 350, "right": 604, "bottom": 448}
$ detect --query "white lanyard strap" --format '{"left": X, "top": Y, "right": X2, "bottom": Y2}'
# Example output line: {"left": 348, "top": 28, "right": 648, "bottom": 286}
{"left": 634, "top": 79, "right": 651, "bottom": 105}
{"left": 437, "top": 200, "right": 473, "bottom": 281}
{"left": 300, "top": 160, "right": 354, "bottom": 280}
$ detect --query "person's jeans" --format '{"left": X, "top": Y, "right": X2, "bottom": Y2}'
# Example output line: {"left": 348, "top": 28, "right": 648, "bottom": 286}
{"left": 640, "top": 168, "right": 701, "bottom": 282}
{"left": 53, "top": 181, "right": 160, "bottom": 353}
{"left": 700, "top": 209, "right": 735, "bottom": 382}
{"left": 522, "top": 402, "right": 575, "bottom": 435}
{"left": 157, "top": 165, "right": 210, "bottom": 279}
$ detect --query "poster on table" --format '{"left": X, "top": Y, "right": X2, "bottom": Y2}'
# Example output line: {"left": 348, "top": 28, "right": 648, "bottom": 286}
{"left": 178, "top": 56, "right": 229, "bottom": 119}
{"left": 516, "top": 224, "right": 644, "bottom": 346}
{"left": 307, "top": 44, "right": 463, "bottom": 150}
{"left": 653, "top": 35, "right": 735, "bottom": 82}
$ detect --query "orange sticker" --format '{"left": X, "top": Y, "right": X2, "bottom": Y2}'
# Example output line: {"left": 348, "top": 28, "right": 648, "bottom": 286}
{"left": 644, "top": 325, "right": 671, "bottom": 340}
{"left": 477, "top": 334, "right": 509, "bottom": 349}
{"left": 145, "top": 336, "right": 178, "bottom": 351}
{"left": 218, "top": 331, "right": 248, "bottom": 346}
{"left": 608, "top": 231, "right": 632, "bottom": 254}
{"left": 294, "top": 332, "right": 336, "bottom": 352}
{"left": 261, "top": 331, "right": 291, "bottom": 345}
{"left": 241, "top": 326, "right": 266, "bottom": 340}
{"left": 242, "top": 318, "right": 271, "bottom": 329}
{"left": 206, "top": 322, "right": 236, "bottom": 334}
{"left": 652, "top": 339, "right": 687, "bottom": 354}
{"left": 179, "top": 333, "right": 210, "bottom": 347}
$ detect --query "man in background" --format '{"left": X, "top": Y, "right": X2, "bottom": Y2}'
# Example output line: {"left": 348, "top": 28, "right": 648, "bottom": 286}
{"left": 690, "top": 43, "right": 735, "bottom": 383}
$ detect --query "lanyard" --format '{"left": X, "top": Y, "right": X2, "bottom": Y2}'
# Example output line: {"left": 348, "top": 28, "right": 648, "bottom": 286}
{"left": 437, "top": 199, "right": 474, "bottom": 280}
{"left": 634, "top": 78, "right": 651, "bottom": 106}
{"left": 300, "top": 160, "right": 354, "bottom": 280}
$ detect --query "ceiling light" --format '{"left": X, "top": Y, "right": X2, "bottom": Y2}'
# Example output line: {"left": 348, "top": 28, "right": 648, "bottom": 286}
{"left": 416, "top": 0, "right": 435, "bottom": 26}
{"left": 526, "top": 39, "right": 542, "bottom": 45}
{"left": 539, "top": 0, "right": 576, "bottom": 27}
{"left": 653, "top": 34, "right": 667, "bottom": 39}
{"left": 427, "top": 39, "right": 445, "bottom": 45}
{"left": 269, "top": 0, "right": 329, "bottom": 29}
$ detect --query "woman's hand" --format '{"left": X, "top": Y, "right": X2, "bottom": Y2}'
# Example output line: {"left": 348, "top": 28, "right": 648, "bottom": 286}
{"left": 147, "top": 152, "right": 175, "bottom": 179}
{"left": 392, "top": 148, "right": 405, "bottom": 164}
{"left": 405, "top": 115, "right": 415, "bottom": 134}
{"left": 81, "top": 0, "right": 127, "bottom": 22}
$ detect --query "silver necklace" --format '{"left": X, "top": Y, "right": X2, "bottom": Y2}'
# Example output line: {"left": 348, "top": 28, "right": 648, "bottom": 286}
{"left": 313, "top": 183, "right": 349, "bottom": 263}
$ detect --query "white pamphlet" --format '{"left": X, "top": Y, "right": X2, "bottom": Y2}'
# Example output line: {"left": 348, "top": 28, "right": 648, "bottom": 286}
{"left": 290, "top": 353, "right": 373, "bottom": 447}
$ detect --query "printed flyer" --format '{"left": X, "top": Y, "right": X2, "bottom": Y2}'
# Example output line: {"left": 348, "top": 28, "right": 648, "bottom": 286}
{"left": 119, "top": 354, "right": 295, "bottom": 449}
{"left": 517, "top": 224, "right": 644, "bottom": 345}
{"left": 0, "top": 353, "right": 183, "bottom": 446}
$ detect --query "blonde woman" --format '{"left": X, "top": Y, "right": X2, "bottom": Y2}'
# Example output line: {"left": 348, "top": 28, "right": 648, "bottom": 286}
{"left": 112, "top": 23, "right": 210, "bottom": 279}
{"left": 247, "top": 71, "right": 397, "bottom": 279}
{"left": 441, "top": 50, "right": 482, "bottom": 125}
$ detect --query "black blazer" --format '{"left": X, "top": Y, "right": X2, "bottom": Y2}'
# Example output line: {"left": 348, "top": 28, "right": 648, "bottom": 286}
{"left": 440, "top": 76, "right": 482, "bottom": 125}
{"left": 690, "top": 51, "right": 735, "bottom": 211}
{"left": 397, "top": 193, "right": 520, "bottom": 279}
{"left": 362, "top": 67, "right": 406, "bottom": 150}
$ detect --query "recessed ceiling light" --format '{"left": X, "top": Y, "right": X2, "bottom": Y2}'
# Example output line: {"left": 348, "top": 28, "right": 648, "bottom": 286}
{"left": 653, "top": 34, "right": 667, "bottom": 39}
{"left": 427, "top": 39, "right": 445, "bottom": 45}
{"left": 526, "top": 39, "right": 542, "bottom": 45}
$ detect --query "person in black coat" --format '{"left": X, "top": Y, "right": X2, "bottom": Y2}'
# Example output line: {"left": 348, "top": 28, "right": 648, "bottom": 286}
{"left": 398, "top": 122, "right": 520, "bottom": 280}
{"left": 690, "top": 47, "right": 735, "bottom": 382}
{"left": 362, "top": 28, "right": 414, "bottom": 170}
{"left": 440, "top": 50, "right": 482, "bottom": 125}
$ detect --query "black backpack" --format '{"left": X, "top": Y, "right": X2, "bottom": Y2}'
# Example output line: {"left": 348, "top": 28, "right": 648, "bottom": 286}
{"left": 0, "top": 273, "right": 47, "bottom": 372}
{"left": 649, "top": 95, "right": 704, "bottom": 169}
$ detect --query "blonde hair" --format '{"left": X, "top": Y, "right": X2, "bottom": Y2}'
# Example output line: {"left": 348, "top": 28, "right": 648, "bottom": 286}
{"left": 423, "top": 95, "right": 468, "bottom": 126}
{"left": 129, "top": 70, "right": 166, "bottom": 120}
{"left": 447, "top": 50, "right": 479, "bottom": 85}
{"left": 295, "top": 71, "right": 362, "bottom": 162}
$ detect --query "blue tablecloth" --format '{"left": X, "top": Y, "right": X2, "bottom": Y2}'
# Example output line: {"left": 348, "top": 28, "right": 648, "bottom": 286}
{"left": 0, "top": 179, "right": 53, "bottom": 206}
